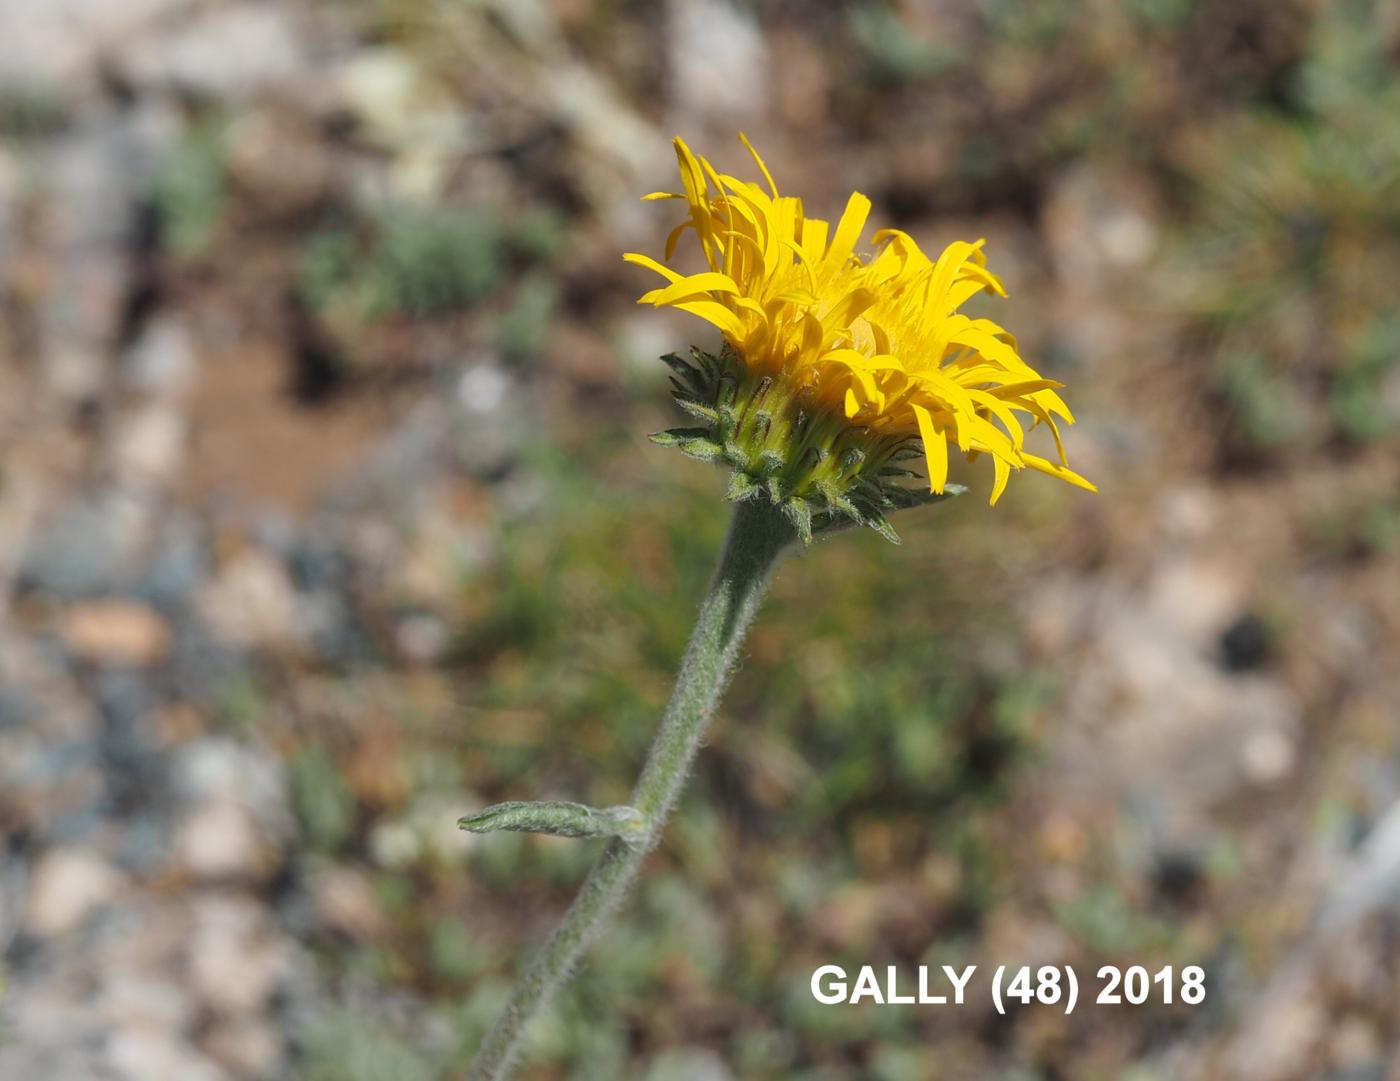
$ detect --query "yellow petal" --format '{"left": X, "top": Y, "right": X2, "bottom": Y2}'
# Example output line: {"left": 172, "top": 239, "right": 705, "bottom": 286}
{"left": 664, "top": 221, "right": 690, "bottom": 261}
{"left": 738, "top": 131, "right": 779, "bottom": 197}
{"left": 1021, "top": 451, "right": 1097, "bottom": 492}
{"left": 990, "top": 453, "right": 1012, "bottom": 505}
{"left": 912, "top": 403, "right": 948, "bottom": 492}
{"left": 780, "top": 238, "right": 820, "bottom": 295}
{"left": 801, "top": 217, "right": 829, "bottom": 262}
{"left": 991, "top": 379, "right": 1065, "bottom": 398}
{"left": 1017, "top": 399, "right": 1068, "bottom": 464}
{"left": 801, "top": 313, "right": 824, "bottom": 358}
{"left": 966, "top": 388, "right": 1026, "bottom": 449}
{"left": 826, "top": 192, "right": 871, "bottom": 270}
{"left": 623, "top": 251, "right": 684, "bottom": 284}
{"left": 649, "top": 272, "right": 742, "bottom": 305}
{"left": 672, "top": 299, "right": 746, "bottom": 339}
{"left": 822, "top": 349, "right": 902, "bottom": 373}
{"left": 823, "top": 287, "right": 877, "bottom": 332}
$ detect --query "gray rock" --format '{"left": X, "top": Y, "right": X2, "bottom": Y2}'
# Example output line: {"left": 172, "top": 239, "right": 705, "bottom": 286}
{"left": 169, "top": 738, "right": 293, "bottom": 882}
{"left": 98, "top": 970, "right": 196, "bottom": 1033}
{"left": 121, "top": 317, "right": 195, "bottom": 398}
{"left": 118, "top": 5, "right": 306, "bottom": 103}
{"left": 0, "top": 686, "right": 34, "bottom": 730}
{"left": 19, "top": 497, "right": 138, "bottom": 597}
{"left": 285, "top": 537, "right": 349, "bottom": 594}
{"left": 186, "top": 895, "right": 293, "bottom": 1016}
{"left": 666, "top": 0, "right": 768, "bottom": 122}
{"left": 172, "top": 738, "right": 288, "bottom": 818}
{"left": 166, "top": 616, "right": 251, "bottom": 704}
{"left": 135, "top": 513, "right": 209, "bottom": 608}
{"left": 3, "top": 887, "right": 311, "bottom": 1080}
{"left": 0, "top": 1043, "right": 115, "bottom": 1081}
{"left": 37, "top": 106, "right": 174, "bottom": 402}
{"left": 108, "top": 1029, "right": 231, "bottom": 1081}
{"left": 302, "top": 593, "right": 370, "bottom": 668}
{"left": 0, "top": 858, "right": 29, "bottom": 949}
{"left": 0, "top": 0, "right": 194, "bottom": 95}
{"left": 95, "top": 668, "right": 166, "bottom": 801}
{"left": 1321, "top": 799, "right": 1400, "bottom": 936}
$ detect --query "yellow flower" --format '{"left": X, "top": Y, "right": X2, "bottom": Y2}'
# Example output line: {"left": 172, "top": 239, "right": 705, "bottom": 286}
{"left": 625, "top": 135, "right": 1095, "bottom": 506}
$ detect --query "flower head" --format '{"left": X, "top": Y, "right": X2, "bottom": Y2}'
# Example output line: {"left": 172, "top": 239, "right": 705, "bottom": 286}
{"left": 626, "top": 135, "right": 1094, "bottom": 540}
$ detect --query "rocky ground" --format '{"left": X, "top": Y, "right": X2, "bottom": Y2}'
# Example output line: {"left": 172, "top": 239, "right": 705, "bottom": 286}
{"left": 0, "top": 3, "right": 498, "bottom": 1077}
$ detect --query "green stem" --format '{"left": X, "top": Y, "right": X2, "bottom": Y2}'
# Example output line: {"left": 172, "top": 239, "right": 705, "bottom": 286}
{"left": 465, "top": 499, "right": 794, "bottom": 1081}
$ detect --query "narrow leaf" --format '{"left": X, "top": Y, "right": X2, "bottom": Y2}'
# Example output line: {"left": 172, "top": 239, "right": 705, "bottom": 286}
{"left": 660, "top": 353, "right": 698, "bottom": 381}
{"left": 817, "top": 479, "right": 862, "bottom": 521}
{"left": 728, "top": 471, "right": 761, "bottom": 502}
{"left": 649, "top": 427, "right": 712, "bottom": 448}
{"left": 679, "top": 437, "right": 725, "bottom": 462}
{"left": 459, "top": 800, "right": 647, "bottom": 842}
{"left": 675, "top": 398, "right": 720, "bottom": 423}
{"left": 865, "top": 514, "right": 902, "bottom": 545}
{"left": 783, "top": 497, "right": 814, "bottom": 545}
{"left": 884, "top": 482, "right": 968, "bottom": 510}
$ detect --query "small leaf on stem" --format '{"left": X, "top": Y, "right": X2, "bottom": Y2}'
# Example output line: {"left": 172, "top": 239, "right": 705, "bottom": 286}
{"left": 459, "top": 801, "right": 647, "bottom": 843}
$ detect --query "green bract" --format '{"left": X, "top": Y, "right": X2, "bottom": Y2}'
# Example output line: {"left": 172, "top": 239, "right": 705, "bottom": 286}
{"left": 651, "top": 347, "right": 965, "bottom": 545}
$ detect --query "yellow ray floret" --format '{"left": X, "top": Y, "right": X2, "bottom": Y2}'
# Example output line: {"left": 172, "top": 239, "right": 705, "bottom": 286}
{"left": 625, "top": 135, "right": 1096, "bottom": 505}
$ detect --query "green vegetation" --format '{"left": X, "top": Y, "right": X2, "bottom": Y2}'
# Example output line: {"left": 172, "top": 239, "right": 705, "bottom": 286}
{"left": 153, "top": 113, "right": 231, "bottom": 256}
{"left": 298, "top": 204, "right": 562, "bottom": 336}
{"left": 303, "top": 1010, "right": 442, "bottom": 1081}
{"left": 1189, "top": 0, "right": 1400, "bottom": 456}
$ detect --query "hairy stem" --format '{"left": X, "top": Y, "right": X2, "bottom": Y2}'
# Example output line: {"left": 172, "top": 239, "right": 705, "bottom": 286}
{"left": 465, "top": 499, "right": 793, "bottom": 1081}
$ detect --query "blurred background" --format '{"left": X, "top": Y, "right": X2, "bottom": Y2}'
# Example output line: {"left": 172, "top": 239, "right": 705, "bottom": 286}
{"left": 1, "top": 0, "right": 1398, "bottom": 1078}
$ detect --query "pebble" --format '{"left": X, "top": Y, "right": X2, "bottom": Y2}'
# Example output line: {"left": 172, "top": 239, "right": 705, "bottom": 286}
{"left": 168, "top": 739, "right": 292, "bottom": 885}
{"left": 99, "top": 972, "right": 197, "bottom": 1032}
{"left": 1240, "top": 725, "right": 1297, "bottom": 784}
{"left": 121, "top": 317, "right": 196, "bottom": 399}
{"left": 225, "top": 109, "right": 332, "bottom": 219}
{"left": 20, "top": 497, "right": 138, "bottom": 598}
{"left": 115, "top": 404, "right": 187, "bottom": 487}
{"left": 308, "top": 865, "right": 386, "bottom": 940}
{"left": 174, "top": 799, "right": 275, "bottom": 883}
{"left": 136, "top": 515, "right": 209, "bottom": 607}
{"left": 187, "top": 896, "right": 290, "bottom": 1016}
{"left": 198, "top": 551, "right": 302, "bottom": 650}
{"left": 109, "top": 1029, "right": 231, "bottom": 1081}
{"left": 24, "top": 846, "right": 127, "bottom": 937}
{"left": 203, "top": 1014, "right": 285, "bottom": 1080}
{"left": 61, "top": 599, "right": 172, "bottom": 667}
